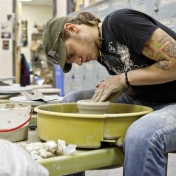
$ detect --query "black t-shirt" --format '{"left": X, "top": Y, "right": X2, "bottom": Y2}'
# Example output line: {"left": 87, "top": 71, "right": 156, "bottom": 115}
{"left": 98, "top": 8, "right": 176, "bottom": 103}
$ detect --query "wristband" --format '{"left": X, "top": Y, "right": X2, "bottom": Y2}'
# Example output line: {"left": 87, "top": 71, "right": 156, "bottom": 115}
{"left": 125, "top": 71, "right": 130, "bottom": 92}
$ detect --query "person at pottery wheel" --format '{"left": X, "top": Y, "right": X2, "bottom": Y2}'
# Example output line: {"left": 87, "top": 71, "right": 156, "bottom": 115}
{"left": 42, "top": 8, "right": 176, "bottom": 176}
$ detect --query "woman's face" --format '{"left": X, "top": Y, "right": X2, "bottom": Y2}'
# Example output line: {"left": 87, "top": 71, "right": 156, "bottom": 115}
{"left": 64, "top": 33, "right": 99, "bottom": 66}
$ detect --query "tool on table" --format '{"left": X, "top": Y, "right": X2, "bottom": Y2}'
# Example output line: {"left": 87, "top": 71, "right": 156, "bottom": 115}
{"left": 21, "top": 89, "right": 58, "bottom": 102}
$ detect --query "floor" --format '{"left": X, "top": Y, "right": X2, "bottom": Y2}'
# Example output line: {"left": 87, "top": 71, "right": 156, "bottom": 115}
{"left": 85, "top": 167, "right": 123, "bottom": 176}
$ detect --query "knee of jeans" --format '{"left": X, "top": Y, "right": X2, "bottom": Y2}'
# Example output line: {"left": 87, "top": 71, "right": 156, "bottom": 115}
{"left": 123, "top": 120, "right": 156, "bottom": 150}
{"left": 61, "top": 91, "right": 87, "bottom": 102}
{"left": 61, "top": 89, "right": 95, "bottom": 103}
{"left": 61, "top": 91, "right": 78, "bottom": 102}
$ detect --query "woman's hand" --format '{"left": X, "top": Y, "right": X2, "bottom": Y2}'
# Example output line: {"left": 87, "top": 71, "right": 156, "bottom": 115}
{"left": 92, "top": 74, "right": 127, "bottom": 102}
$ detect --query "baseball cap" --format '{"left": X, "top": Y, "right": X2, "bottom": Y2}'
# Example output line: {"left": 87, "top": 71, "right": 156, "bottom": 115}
{"left": 42, "top": 17, "right": 72, "bottom": 73}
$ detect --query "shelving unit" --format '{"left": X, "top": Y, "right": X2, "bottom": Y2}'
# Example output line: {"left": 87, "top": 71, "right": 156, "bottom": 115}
{"left": 30, "top": 33, "right": 53, "bottom": 85}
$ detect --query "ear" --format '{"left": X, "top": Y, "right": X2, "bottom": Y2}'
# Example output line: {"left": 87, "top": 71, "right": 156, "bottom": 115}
{"left": 64, "top": 23, "right": 79, "bottom": 35}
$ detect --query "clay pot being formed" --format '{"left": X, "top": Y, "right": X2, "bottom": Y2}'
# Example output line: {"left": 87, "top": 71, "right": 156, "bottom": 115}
{"left": 77, "top": 99, "right": 110, "bottom": 114}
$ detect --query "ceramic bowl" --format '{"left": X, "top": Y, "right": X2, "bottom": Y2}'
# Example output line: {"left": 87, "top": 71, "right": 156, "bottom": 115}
{"left": 77, "top": 99, "right": 110, "bottom": 114}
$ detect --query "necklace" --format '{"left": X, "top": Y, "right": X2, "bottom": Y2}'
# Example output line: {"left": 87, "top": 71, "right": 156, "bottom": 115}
{"left": 97, "top": 25, "right": 101, "bottom": 42}
{"left": 97, "top": 24, "right": 102, "bottom": 58}
{"left": 97, "top": 24, "right": 102, "bottom": 48}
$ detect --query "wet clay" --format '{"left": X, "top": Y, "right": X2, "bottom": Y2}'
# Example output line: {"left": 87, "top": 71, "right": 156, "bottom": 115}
{"left": 77, "top": 100, "right": 110, "bottom": 114}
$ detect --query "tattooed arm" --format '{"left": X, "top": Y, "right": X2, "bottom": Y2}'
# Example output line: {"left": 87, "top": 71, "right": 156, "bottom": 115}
{"left": 92, "top": 28, "right": 176, "bottom": 101}
{"left": 127, "top": 28, "right": 176, "bottom": 86}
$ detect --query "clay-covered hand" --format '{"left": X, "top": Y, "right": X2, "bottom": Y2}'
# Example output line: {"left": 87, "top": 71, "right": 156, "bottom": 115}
{"left": 91, "top": 75, "right": 126, "bottom": 102}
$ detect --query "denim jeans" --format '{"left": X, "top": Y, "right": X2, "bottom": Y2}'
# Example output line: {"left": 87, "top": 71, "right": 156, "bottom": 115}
{"left": 62, "top": 89, "right": 176, "bottom": 176}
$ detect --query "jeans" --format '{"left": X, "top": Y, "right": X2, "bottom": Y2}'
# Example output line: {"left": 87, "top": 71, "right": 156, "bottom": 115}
{"left": 62, "top": 89, "right": 176, "bottom": 176}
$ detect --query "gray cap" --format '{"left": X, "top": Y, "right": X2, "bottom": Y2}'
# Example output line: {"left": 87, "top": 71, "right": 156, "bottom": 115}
{"left": 42, "top": 17, "right": 72, "bottom": 73}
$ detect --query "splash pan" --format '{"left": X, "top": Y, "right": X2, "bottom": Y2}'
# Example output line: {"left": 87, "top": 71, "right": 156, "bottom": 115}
{"left": 34, "top": 103, "right": 153, "bottom": 148}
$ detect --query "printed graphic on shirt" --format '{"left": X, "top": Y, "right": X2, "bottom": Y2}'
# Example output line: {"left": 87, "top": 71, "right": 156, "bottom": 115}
{"left": 101, "top": 41, "right": 147, "bottom": 75}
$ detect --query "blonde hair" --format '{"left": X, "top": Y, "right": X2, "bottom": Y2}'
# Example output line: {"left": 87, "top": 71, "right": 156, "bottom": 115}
{"left": 61, "top": 12, "right": 101, "bottom": 41}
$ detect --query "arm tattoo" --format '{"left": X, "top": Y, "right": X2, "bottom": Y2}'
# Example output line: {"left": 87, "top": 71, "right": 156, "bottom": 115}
{"left": 162, "top": 42, "right": 176, "bottom": 59}
{"left": 143, "top": 44, "right": 154, "bottom": 58}
{"left": 153, "top": 52, "right": 165, "bottom": 60}
{"left": 157, "top": 33, "right": 172, "bottom": 44}
{"left": 143, "top": 29, "right": 176, "bottom": 71}
{"left": 155, "top": 33, "right": 176, "bottom": 59}
{"left": 154, "top": 60, "right": 169, "bottom": 70}
{"left": 153, "top": 51, "right": 169, "bottom": 71}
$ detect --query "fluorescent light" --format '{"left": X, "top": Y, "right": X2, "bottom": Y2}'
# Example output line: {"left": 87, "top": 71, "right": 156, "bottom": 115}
{"left": 18, "top": 0, "right": 32, "bottom": 1}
